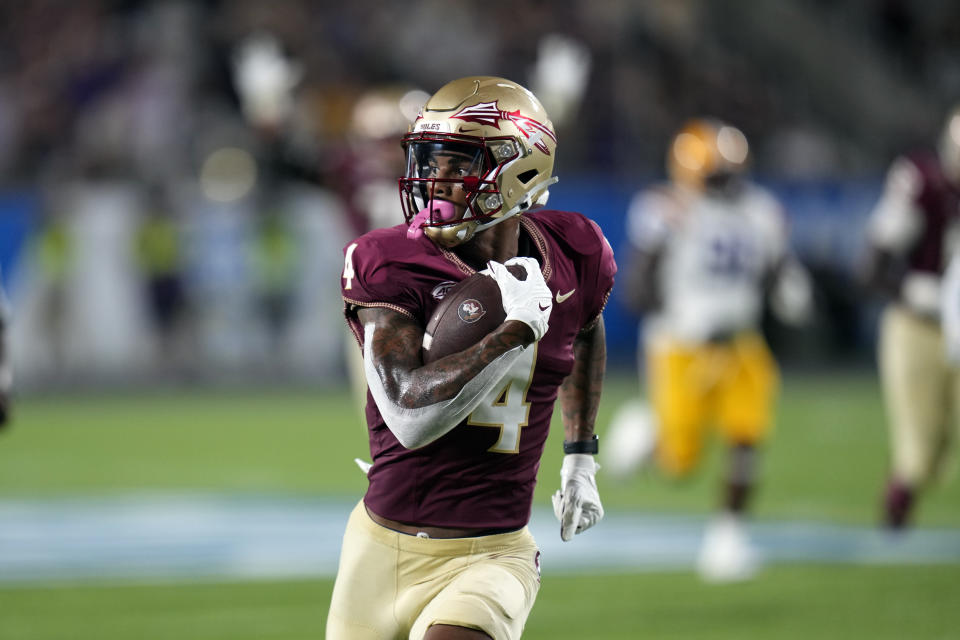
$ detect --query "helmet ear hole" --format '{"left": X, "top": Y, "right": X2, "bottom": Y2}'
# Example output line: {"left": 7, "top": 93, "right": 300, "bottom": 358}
{"left": 517, "top": 169, "right": 538, "bottom": 184}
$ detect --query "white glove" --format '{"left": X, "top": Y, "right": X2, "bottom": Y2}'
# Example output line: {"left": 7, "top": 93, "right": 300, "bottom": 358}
{"left": 551, "top": 454, "right": 604, "bottom": 541}
{"left": 770, "top": 258, "right": 814, "bottom": 327}
{"left": 486, "top": 257, "right": 552, "bottom": 341}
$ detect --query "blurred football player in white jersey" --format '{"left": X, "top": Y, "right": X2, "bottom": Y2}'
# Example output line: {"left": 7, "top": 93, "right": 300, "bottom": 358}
{"left": 620, "top": 119, "right": 812, "bottom": 582}
{"left": 862, "top": 104, "right": 960, "bottom": 531}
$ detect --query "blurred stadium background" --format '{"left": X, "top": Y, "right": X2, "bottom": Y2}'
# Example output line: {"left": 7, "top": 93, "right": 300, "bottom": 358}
{"left": 1, "top": 1, "right": 959, "bottom": 638}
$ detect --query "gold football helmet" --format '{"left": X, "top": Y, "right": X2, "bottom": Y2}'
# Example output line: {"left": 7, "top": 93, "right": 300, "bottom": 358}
{"left": 399, "top": 76, "right": 558, "bottom": 248}
{"left": 667, "top": 118, "right": 750, "bottom": 194}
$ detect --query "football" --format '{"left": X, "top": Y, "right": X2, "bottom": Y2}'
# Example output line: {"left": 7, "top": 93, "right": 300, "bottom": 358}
{"left": 421, "top": 265, "right": 525, "bottom": 363}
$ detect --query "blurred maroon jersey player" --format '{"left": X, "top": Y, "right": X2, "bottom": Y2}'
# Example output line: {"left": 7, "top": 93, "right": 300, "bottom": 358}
{"left": 328, "top": 76, "right": 615, "bottom": 640}
{"left": 863, "top": 104, "right": 960, "bottom": 531}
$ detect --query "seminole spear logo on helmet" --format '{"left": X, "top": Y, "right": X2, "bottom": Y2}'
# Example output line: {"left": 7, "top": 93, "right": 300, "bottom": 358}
{"left": 451, "top": 101, "right": 557, "bottom": 155}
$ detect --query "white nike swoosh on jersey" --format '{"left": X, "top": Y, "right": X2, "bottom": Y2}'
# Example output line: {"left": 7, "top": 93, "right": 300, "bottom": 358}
{"left": 556, "top": 289, "right": 576, "bottom": 303}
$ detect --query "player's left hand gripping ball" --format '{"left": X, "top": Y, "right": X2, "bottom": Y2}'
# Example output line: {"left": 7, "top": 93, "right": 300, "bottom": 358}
{"left": 552, "top": 454, "right": 604, "bottom": 541}
{"left": 486, "top": 257, "right": 552, "bottom": 341}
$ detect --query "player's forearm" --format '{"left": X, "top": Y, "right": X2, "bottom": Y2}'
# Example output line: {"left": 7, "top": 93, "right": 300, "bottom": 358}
{"left": 363, "top": 318, "right": 529, "bottom": 449}
{"left": 558, "top": 317, "right": 606, "bottom": 442}
{"left": 369, "top": 316, "right": 531, "bottom": 408}
{"left": 414, "top": 320, "right": 531, "bottom": 393}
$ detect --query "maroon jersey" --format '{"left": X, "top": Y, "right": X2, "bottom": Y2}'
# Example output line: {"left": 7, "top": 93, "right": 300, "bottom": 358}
{"left": 341, "top": 209, "right": 616, "bottom": 529}
{"left": 903, "top": 150, "right": 960, "bottom": 275}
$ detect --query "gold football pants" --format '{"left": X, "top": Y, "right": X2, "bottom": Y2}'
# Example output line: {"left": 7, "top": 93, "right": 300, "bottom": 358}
{"left": 646, "top": 331, "right": 779, "bottom": 475}
{"left": 327, "top": 501, "right": 541, "bottom": 639}
{"left": 879, "top": 305, "right": 960, "bottom": 485}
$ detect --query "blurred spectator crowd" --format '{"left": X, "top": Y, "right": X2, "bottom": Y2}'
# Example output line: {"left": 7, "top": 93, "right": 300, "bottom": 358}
{"left": 0, "top": 0, "right": 958, "bottom": 387}
{"left": 1, "top": 0, "right": 958, "bottom": 185}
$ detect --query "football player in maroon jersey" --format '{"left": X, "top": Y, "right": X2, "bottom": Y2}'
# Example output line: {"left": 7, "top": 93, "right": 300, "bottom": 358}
{"left": 862, "top": 104, "right": 960, "bottom": 530}
{"left": 329, "top": 77, "right": 616, "bottom": 639}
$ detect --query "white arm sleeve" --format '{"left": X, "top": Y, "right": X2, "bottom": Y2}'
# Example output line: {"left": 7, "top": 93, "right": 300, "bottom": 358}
{"left": 363, "top": 322, "right": 525, "bottom": 449}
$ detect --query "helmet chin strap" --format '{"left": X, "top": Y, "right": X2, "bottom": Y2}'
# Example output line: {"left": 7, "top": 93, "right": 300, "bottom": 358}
{"left": 469, "top": 177, "right": 559, "bottom": 236}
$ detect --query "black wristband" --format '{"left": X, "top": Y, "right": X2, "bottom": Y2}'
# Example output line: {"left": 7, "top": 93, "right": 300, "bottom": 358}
{"left": 563, "top": 434, "right": 599, "bottom": 455}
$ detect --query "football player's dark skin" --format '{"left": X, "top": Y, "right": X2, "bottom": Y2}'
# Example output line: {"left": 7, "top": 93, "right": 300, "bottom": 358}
{"left": 357, "top": 158, "right": 606, "bottom": 640}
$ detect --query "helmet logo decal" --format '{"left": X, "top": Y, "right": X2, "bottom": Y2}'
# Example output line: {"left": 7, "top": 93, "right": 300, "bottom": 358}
{"left": 452, "top": 101, "right": 556, "bottom": 155}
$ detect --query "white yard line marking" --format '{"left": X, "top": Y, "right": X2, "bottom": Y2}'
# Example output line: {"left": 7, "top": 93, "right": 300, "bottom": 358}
{"left": 1, "top": 495, "right": 958, "bottom": 585}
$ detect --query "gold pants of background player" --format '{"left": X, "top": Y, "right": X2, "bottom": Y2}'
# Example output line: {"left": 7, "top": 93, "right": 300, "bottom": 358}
{"left": 879, "top": 305, "right": 960, "bottom": 485}
{"left": 646, "top": 331, "right": 779, "bottom": 475}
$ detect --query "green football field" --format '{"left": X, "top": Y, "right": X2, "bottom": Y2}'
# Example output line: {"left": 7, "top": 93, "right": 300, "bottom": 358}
{"left": 1, "top": 370, "right": 959, "bottom": 639}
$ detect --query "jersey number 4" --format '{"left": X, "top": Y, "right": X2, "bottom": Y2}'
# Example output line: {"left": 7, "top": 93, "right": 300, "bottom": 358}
{"left": 467, "top": 345, "right": 537, "bottom": 453}
{"left": 342, "top": 242, "right": 359, "bottom": 290}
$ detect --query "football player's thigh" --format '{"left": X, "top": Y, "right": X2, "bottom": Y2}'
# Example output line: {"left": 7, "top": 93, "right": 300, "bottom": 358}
{"left": 326, "top": 503, "right": 402, "bottom": 639}
{"left": 718, "top": 334, "right": 779, "bottom": 443}
{"left": 410, "top": 547, "right": 540, "bottom": 640}
{"left": 648, "top": 345, "right": 708, "bottom": 475}
{"left": 880, "top": 307, "right": 949, "bottom": 484}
